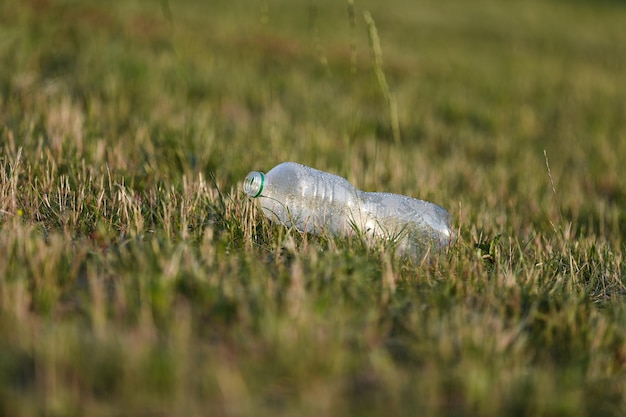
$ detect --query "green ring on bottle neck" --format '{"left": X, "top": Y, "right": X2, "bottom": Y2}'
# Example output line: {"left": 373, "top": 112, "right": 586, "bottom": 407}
{"left": 253, "top": 172, "right": 264, "bottom": 197}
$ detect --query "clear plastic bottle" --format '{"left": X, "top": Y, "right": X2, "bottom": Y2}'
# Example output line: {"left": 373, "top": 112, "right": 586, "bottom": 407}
{"left": 243, "top": 162, "right": 455, "bottom": 260}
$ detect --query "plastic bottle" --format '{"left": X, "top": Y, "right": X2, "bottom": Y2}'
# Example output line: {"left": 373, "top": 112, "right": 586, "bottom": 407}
{"left": 243, "top": 162, "right": 455, "bottom": 260}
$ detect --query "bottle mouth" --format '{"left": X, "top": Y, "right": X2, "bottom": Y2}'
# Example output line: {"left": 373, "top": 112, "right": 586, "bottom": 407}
{"left": 243, "top": 171, "right": 264, "bottom": 198}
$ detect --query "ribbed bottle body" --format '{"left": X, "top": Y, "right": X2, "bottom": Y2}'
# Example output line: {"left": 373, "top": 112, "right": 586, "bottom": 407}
{"left": 253, "top": 162, "right": 366, "bottom": 235}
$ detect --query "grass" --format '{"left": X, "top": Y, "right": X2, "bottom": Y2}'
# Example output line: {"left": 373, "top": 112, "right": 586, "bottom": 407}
{"left": 1, "top": 0, "right": 626, "bottom": 415}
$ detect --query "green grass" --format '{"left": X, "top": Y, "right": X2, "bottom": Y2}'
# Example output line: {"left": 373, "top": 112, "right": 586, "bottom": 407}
{"left": 1, "top": 0, "right": 626, "bottom": 415}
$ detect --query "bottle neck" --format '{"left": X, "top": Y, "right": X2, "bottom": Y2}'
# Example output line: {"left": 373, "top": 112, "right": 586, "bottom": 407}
{"left": 244, "top": 171, "right": 265, "bottom": 198}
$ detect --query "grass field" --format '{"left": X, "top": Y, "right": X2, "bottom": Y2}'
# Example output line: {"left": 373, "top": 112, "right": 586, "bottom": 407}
{"left": 1, "top": 0, "right": 626, "bottom": 415}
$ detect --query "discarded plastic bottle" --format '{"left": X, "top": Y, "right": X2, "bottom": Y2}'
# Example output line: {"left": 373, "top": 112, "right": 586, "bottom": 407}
{"left": 243, "top": 162, "right": 455, "bottom": 260}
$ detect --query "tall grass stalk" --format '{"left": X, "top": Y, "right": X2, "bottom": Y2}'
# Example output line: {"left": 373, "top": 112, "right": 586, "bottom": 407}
{"left": 363, "top": 10, "right": 401, "bottom": 145}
